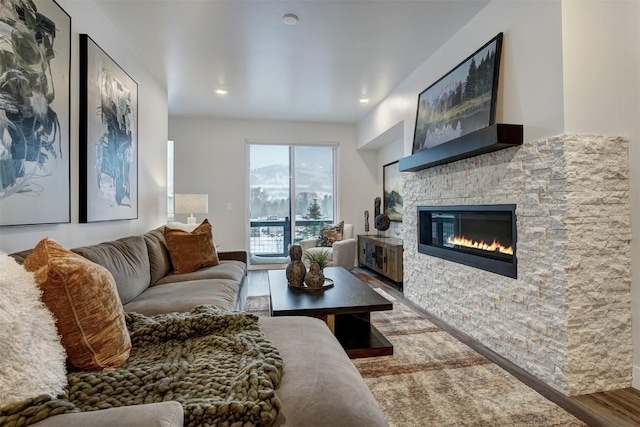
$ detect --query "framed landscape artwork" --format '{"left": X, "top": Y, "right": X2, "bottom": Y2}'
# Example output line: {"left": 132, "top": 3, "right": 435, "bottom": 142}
{"left": 0, "top": 0, "right": 71, "bottom": 226}
{"left": 412, "top": 32, "right": 503, "bottom": 154}
{"left": 79, "top": 34, "right": 138, "bottom": 223}
{"left": 383, "top": 161, "right": 403, "bottom": 222}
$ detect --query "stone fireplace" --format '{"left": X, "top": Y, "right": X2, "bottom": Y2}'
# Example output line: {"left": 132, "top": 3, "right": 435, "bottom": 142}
{"left": 402, "top": 134, "right": 632, "bottom": 396}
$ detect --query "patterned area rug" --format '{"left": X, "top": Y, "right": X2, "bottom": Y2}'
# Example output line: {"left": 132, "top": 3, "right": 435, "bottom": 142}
{"left": 244, "top": 295, "right": 270, "bottom": 318}
{"left": 244, "top": 289, "right": 586, "bottom": 426}
{"left": 353, "top": 289, "right": 586, "bottom": 427}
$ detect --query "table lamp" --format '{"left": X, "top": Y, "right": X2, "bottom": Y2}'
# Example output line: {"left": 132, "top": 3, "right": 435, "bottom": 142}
{"left": 175, "top": 193, "right": 208, "bottom": 224}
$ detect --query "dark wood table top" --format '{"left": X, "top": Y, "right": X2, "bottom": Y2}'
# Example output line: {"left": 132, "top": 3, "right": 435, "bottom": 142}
{"left": 269, "top": 266, "right": 392, "bottom": 317}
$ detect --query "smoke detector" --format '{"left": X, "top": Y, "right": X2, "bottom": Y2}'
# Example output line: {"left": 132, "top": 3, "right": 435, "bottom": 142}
{"left": 282, "top": 13, "right": 299, "bottom": 25}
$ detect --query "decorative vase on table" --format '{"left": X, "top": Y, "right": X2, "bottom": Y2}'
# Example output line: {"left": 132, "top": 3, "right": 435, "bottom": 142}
{"left": 286, "top": 245, "right": 306, "bottom": 287}
{"left": 304, "top": 262, "right": 325, "bottom": 289}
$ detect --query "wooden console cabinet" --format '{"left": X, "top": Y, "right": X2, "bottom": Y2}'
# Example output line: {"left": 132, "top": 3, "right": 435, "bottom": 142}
{"left": 358, "top": 235, "right": 403, "bottom": 289}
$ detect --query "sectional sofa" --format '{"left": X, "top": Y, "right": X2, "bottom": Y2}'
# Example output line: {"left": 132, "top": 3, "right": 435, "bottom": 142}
{"left": 7, "top": 225, "right": 387, "bottom": 427}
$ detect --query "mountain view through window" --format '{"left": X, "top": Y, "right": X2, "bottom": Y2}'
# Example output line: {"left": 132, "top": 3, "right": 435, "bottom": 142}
{"left": 249, "top": 144, "right": 336, "bottom": 260}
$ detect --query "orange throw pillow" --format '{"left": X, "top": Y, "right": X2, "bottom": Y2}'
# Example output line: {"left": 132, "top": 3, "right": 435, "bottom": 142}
{"left": 24, "top": 238, "right": 131, "bottom": 371}
{"left": 164, "top": 218, "right": 219, "bottom": 274}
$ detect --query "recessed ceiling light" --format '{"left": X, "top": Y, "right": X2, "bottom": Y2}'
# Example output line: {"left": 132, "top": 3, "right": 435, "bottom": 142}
{"left": 283, "top": 13, "right": 298, "bottom": 25}
{"left": 359, "top": 97, "right": 369, "bottom": 104}
{"left": 215, "top": 89, "right": 228, "bottom": 95}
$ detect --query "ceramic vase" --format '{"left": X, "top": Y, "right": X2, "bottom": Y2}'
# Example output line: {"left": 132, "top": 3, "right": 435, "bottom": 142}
{"left": 286, "top": 244, "right": 306, "bottom": 287}
{"left": 304, "top": 262, "right": 325, "bottom": 288}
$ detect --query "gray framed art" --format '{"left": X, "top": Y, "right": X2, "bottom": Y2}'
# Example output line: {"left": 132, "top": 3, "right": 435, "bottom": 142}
{"left": 0, "top": 0, "right": 71, "bottom": 226}
{"left": 383, "top": 160, "right": 403, "bottom": 222}
{"left": 79, "top": 34, "right": 138, "bottom": 223}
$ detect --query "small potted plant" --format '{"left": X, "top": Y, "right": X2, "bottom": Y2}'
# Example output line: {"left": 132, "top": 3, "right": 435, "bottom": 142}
{"left": 303, "top": 249, "right": 331, "bottom": 270}
{"left": 303, "top": 249, "right": 330, "bottom": 288}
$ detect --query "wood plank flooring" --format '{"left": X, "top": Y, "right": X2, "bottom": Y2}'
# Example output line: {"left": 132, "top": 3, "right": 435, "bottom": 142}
{"left": 247, "top": 267, "right": 640, "bottom": 427}
{"left": 574, "top": 388, "right": 640, "bottom": 427}
{"left": 247, "top": 269, "right": 270, "bottom": 297}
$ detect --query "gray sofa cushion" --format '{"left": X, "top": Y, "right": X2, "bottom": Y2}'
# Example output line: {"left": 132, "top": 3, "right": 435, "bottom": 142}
{"left": 123, "top": 278, "right": 240, "bottom": 316}
{"left": 154, "top": 260, "right": 246, "bottom": 286}
{"left": 259, "top": 317, "right": 388, "bottom": 427}
{"left": 30, "top": 401, "right": 184, "bottom": 427}
{"left": 143, "top": 229, "right": 173, "bottom": 285}
{"left": 73, "top": 236, "right": 151, "bottom": 305}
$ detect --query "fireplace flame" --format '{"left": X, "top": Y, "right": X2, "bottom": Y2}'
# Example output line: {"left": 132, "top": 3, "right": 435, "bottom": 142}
{"left": 446, "top": 236, "right": 513, "bottom": 255}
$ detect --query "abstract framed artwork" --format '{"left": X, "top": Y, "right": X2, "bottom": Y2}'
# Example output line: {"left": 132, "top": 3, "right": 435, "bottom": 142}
{"left": 412, "top": 32, "right": 503, "bottom": 154}
{"left": 79, "top": 34, "right": 138, "bottom": 223}
{"left": 0, "top": 0, "right": 71, "bottom": 227}
{"left": 383, "top": 160, "right": 403, "bottom": 222}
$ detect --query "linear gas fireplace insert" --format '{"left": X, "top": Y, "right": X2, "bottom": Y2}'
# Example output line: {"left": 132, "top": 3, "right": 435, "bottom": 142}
{"left": 417, "top": 204, "right": 517, "bottom": 278}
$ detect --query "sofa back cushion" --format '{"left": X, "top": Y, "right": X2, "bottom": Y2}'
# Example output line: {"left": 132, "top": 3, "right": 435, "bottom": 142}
{"left": 144, "top": 228, "right": 173, "bottom": 286}
{"left": 73, "top": 236, "right": 151, "bottom": 305}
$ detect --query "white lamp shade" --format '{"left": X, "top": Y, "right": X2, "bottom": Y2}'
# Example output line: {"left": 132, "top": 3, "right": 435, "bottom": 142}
{"left": 175, "top": 194, "right": 209, "bottom": 215}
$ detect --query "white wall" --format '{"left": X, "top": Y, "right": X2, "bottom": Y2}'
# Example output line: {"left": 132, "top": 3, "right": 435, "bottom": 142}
{"left": 357, "top": 0, "right": 564, "bottom": 153}
{"left": 168, "top": 117, "right": 377, "bottom": 251}
{"left": 561, "top": 1, "right": 629, "bottom": 134}
{"left": 357, "top": 0, "right": 640, "bottom": 390}
{"left": 0, "top": 0, "right": 168, "bottom": 254}
{"left": 378, "top": 139, "right": 404, "bottom": 178}
{"left": 620, "top": 0, "right": 640, "bottom": 389}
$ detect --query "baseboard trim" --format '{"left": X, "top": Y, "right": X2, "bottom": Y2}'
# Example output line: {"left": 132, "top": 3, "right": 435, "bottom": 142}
{"left": 632, "top": 366, "right": 640, "bottom": 390}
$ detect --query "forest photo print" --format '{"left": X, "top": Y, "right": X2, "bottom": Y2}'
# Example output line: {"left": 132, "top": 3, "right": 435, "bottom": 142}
{"left": 412, "top": 33, "right": 503, "bottom": 154}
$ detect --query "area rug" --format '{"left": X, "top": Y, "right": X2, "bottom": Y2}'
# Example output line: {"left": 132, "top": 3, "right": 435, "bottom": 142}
{"left": 243, "top": 288, "right": 586, "bottom": 426}
{"left": 352, "top": 288, "right": 586, "bottom": 427}
{"left": 244, "top": 295, "right": 270, "bottom": 318}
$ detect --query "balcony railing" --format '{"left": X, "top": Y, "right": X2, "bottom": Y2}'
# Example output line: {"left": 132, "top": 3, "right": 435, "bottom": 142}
{"left": 249, "top": 218, "right": 332, "bottom": 257}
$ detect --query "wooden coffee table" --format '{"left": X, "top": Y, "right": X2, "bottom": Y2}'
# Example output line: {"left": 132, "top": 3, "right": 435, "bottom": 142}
{"left": 268, "top": 266, "right": 393, "bottom": 358}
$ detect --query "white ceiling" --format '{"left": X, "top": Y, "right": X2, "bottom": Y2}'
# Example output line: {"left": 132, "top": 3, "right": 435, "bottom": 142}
{"left": 95, "top": 0, "right": 488, "bottom": 124}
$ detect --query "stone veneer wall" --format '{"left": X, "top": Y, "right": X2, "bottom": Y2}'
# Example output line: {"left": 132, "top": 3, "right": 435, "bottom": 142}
{"left": 402, "top": 134, "right": 632, "bottom": 395}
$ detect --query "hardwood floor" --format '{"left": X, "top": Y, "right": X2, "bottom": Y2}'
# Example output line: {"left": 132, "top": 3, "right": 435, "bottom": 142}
{"left": 247, "top": 269, "right": 270, "bottom": 297}
{"left": 247, "top": 267, "right": 640, "bottom": 427}
{"left": 574, "top": 388, "right": 640, "bottom": 427}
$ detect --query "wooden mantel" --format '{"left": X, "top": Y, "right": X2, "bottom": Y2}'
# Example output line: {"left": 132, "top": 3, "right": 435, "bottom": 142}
{"left": 399, "top": 123, "right": 524, "bottom": 172}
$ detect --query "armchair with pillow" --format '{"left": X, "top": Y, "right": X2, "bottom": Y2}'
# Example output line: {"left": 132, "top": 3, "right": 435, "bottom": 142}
{"left": 299, "top": 222, "right": 357, "bottom": 271}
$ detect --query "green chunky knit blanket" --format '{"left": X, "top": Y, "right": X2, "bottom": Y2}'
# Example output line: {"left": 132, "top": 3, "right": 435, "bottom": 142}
{"left": 0, "top": 306, "right": 284, "bottom": 427}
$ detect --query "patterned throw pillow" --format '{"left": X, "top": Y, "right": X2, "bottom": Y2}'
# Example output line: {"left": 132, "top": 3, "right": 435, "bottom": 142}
{"left": 164, "top": 218, "right": 219, "bottom": 274}
{"left": 316, "top": 221, "right": 344, "bottom": 247}
{"left": 24, "top": 238, "right": 132, "bottom": 371}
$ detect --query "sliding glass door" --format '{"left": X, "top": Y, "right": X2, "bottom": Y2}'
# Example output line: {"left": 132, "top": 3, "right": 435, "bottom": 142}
{"left": 249, "top": 145, "right": 291, "bottom": 262}
{"left": 248, "top": 143, "right": 336, "bottom": 265}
